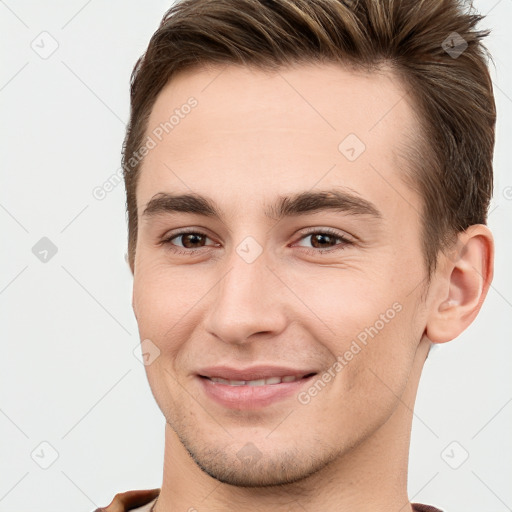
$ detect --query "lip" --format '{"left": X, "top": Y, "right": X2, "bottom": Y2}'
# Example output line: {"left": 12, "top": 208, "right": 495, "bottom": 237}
{"left": 197, "top": 365, "right": 317, "bottom": 410}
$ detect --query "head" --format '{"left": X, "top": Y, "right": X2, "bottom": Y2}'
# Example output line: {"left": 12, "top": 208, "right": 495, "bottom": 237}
{"left": 124, "top": 0, "right": 495, "bottom": 488}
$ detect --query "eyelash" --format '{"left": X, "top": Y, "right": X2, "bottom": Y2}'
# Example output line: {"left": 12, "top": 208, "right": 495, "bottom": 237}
{"left": 160, "top": 227, "right": 353, "bottom": 257}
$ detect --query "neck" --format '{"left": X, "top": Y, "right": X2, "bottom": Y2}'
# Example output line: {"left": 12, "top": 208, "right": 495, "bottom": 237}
{"left": 155, "top": 338, "right": 430, "bottom": 512}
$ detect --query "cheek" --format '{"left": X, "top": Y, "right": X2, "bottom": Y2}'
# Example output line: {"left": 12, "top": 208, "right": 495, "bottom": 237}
{"left": 310, "top": 309, "right": 419, "bottom": 439}
{"left": 348, "top": 301, "right": 421, "bottom": 404}
{"left": 291, "top": 270, "right": 420, "bottom": 392}
{"left": 285, "top": 268, "right": 401, "bottom": 342}
{"left": 132, "top": 261, "right": 194, "bottom": 348}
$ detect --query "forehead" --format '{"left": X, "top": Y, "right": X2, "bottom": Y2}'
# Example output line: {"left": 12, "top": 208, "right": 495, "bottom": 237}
{"left": 137, "top": 62, "right": 419, "bottom": 220}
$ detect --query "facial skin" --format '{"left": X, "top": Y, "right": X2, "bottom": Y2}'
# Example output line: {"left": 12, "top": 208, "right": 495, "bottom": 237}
{"left": 131, "top": 63, "right": 493, "bottom": 511}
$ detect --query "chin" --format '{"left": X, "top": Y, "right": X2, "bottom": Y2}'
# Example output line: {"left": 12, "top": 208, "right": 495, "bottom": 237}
{"left": 176, "top": 429, "right": 338, "bottom": 488}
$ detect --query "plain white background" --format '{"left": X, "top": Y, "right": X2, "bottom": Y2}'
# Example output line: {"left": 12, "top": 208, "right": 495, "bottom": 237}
{"left": 1, "top": 1, "right": 511, "bottom": 511}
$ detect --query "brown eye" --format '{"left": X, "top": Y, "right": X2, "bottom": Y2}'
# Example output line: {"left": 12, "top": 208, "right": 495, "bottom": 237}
{"left": 309, "top": 233, "right": 339, "bottom": 249}
{"left": 179, "top": 233, "right": 207, "bottom": 249}
{"left": 161, "top": 229, "right": 218, "bottom": 255}
{"left": 294, "top": 228, "right": 354, "bottom": 254}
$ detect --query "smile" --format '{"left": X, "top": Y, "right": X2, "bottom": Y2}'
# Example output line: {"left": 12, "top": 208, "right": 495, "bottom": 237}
{"left": 196, "top": 367, "right": 318, "bottom": 409}
{"left": 206, "top": 374, "right": 308, "bottom": 386}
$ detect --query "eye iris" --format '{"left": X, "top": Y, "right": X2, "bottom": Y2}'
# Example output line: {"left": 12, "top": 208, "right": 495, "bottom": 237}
{"left": 311, "top": 233, "right": 337, "bottom": 248}
{"left": 181, "top": 233, "right": 205, "bottom": 248}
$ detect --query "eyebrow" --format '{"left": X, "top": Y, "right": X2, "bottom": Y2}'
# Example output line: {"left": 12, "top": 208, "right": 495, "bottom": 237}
{"left": 141, "top": 188, "right": 382, "bottom": 222}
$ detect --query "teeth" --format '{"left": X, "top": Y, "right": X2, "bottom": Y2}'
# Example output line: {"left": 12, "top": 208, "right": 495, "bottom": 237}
{"left": 248, "top": 379, "right": 266, "bottom": 386}
{"left": 209, "top": 375, "right": 302, "bottom": 386}
{"left": 229, "top": 380, "right": 246, "bottom": 386}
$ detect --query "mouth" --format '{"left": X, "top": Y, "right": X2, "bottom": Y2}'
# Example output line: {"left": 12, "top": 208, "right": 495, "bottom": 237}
{"left": 196, "top": 366, "right": 318, "bottom": 409}
{"left": 200, "top": 373, "right": 315, "bottom": 386}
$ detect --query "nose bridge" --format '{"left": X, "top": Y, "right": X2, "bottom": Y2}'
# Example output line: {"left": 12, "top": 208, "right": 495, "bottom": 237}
{"left": 204, "top": 239, "right": 285, "bottom": 345}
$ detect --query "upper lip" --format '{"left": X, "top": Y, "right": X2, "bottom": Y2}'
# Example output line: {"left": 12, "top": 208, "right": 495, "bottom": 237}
{"left": 197, "top": 365, "right": 317, "bottom": 381}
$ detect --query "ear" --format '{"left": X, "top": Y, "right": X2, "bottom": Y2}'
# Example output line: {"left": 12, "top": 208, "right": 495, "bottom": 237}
{"left": 425, "top": 224, "right": 494, "bottom": 344}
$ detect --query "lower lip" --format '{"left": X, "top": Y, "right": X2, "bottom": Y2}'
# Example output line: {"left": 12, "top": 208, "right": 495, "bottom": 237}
{"left": 198, "top": 375, "right": 315, "bottom": 410}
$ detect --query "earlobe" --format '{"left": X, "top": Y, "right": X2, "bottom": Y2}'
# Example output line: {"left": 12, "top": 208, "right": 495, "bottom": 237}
{"left": 425, "top": 225, "right": 494, "bottom": 344}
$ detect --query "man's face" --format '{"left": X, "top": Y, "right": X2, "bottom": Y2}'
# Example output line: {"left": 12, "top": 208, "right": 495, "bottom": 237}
{"left": 132, "top": 63, "right": 431, "bottom": 486}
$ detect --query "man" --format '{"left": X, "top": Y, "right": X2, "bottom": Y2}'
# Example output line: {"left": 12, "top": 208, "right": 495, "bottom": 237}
{"left": 96, "top": 0, "right": 495, "bottom": 510}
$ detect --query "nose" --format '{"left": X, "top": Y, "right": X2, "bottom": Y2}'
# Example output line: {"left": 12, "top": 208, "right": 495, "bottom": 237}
{"left": 203, "top": 247, "right": 288, "bottom": 346}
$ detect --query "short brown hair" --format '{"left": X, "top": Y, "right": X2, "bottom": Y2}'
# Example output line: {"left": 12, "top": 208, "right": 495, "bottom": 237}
{"left": 122, "top": 0, "right": 496, "bottom": 277}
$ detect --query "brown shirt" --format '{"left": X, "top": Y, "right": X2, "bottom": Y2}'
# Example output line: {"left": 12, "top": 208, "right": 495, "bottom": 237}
{"left": 94, "top": 489, "right": 444, "bottom": 511}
